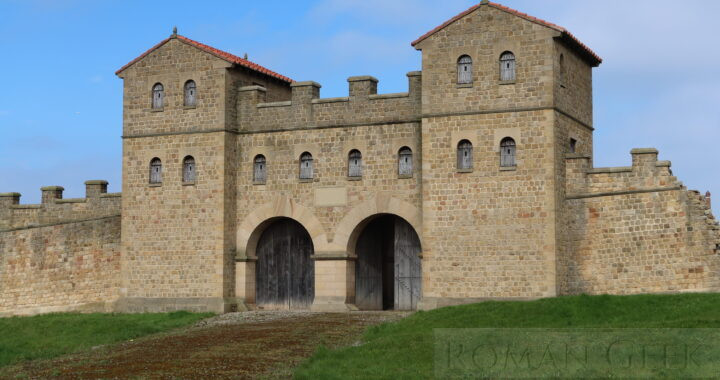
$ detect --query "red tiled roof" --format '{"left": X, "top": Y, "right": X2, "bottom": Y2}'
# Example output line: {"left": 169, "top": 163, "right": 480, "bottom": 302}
{"left": 411, "top": 1, "right": 602, "bottom": 67}
{"left": 115, "top": 35, "right": 294, "bottom": 83}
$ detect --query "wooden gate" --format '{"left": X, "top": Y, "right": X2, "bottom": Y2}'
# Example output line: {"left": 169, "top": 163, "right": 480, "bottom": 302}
{"left": 256, "top": 218, "right": 314, "bottom": 309}
{"left": 355, "top": 215, "right": 421, "bottom": 310}
{"left": 393, "top": 218, "right": 422, "bottom": 310}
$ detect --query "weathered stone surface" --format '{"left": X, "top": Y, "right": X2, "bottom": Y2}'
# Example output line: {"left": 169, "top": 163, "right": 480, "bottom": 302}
{"left": 1, "top": 2, "right": 718, "bottom": 316}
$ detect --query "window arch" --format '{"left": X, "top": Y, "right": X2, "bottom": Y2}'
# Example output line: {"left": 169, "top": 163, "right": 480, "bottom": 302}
{"left": 149, "top": 158, "right": 162, "bottom": 184}
{"left": 500, "top": 137, "right": 516, "bottom": 167}
{"left": 457, "top": 140, "right": 473, "bottom": 170}
{"left": 457, "top": 55, "right": 473, "bottom": 84}
{"left": 184, "top": 80, "right": 197, "bottom": 107}
{"left": 500, "top": 52, "right": 516, "bottom": 81}
{"left": 299, "top": 152, "right": 314, "bottom": 180}
{"left": 152, "top": 83, "right": 164, "bottom": 109}
{"left": 182, "top": 156, "right": 196, "bottom": 183}
{"left": 398, "top": 146, "right": 413, "bottom": 176}
{"left": 348, "top": 150, "right": 362, "bottom": 178}
{"left": 253, "top": 155, "right": 267, "bottom": 183}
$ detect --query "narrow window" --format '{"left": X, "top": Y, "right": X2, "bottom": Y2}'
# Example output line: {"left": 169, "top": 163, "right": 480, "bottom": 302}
{"left": 149, "top": 158, "right": 162, "bottom": 184}
{"left": 457, "top": 140, "right": 473, "bottom": 170}
{"left": 500, "top": 52, "right": 516, "bottom": 81}
{"left": 253, "top": 155, "right": 267, "bottom": 183}
{"left": 299, "top": 152, "right": 313, "bottom": 180}
{"left": 559, "top": 54, "right": 566, "bottom": 87}
{"left": 457, "top": 55, "right": 473, "bottom": 84}
{"left": 182, "top": 156, "right": 196, "bottom": 183}
{"left": 348, "top": 150, "right": 362, "bottom": 178}
{"left": 152, "top": 83, "right": 164, "bottom": 109}
{"left": 398, "top": 146, "right": 413, "bottom": 176}
{"left": 569, "top": 138, "right": 577, "bottom": 154}
{"left": 184, "top": 80, "right": 196, "bottom": 107}
{"left": 500, "top": 137, "right": 516, "bottom": 167}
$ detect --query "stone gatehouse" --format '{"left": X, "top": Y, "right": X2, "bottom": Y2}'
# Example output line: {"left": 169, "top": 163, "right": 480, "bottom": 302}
{"left": 1, "top": 1, "right": 719, "bottom": 316}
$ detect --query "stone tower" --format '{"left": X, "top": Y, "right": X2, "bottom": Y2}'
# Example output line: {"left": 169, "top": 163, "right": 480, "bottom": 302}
{"left": 411, "top": 1, "right": 600, "bottom": 306}
{"left": 115, "top": 34, "right": 292, "bottom": 312}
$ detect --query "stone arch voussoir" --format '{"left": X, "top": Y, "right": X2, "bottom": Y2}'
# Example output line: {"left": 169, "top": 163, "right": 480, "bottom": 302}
{"left": 237, "top": 197, "right": 329, "bottom": 259}
{"left": 333, "top": 194, "right": 422, "bottom": 258}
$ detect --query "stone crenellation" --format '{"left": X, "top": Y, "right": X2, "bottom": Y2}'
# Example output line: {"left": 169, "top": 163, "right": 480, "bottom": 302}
{"left": 0, "top": 180, "right": 121, "bottom": 231}
{"left": 237, "top": 72, "right": 422, "bottom": 132}
{"left": 2, "top": 1, "right": 720, "bottom": 316}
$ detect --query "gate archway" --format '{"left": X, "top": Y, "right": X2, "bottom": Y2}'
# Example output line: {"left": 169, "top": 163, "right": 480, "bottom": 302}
{"left": 354, "top": 215, "right": 421, "bottom": 310}
{"left": 255, "top": 218, "right": 314, "bottom": 309}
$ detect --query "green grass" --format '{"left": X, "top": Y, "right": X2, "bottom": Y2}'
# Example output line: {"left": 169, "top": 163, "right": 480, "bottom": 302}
{"left": 295, "top": 293, "right": 720, "bottom": 379}
{"left": 0, "top": 311, "right": 213, "bottom": 367}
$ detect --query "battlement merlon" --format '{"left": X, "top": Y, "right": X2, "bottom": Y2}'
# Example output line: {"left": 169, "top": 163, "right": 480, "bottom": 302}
{"left": 0, "top": 181, "right": 121, "bottom": 231}
{"left": 236, "top": 71, "right": 422, "bottom": 132}
{"left": 565, "top": 148, "right": 681, "bottom": 197}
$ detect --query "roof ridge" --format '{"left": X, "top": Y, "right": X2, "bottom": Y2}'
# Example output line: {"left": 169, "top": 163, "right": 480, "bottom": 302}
{"left": 116, "top": 35, "right": 294, "bottom": 83}
{"left": 410, "top": 1, "right": 601, "bottom": 66}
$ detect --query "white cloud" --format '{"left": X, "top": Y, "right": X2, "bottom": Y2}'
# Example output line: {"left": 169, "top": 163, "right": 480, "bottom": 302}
{"left": 545, "top": 0, "right": 720, "bottom": 74}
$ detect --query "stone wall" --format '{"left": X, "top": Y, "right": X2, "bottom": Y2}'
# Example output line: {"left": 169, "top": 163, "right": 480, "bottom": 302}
{"left": 561, "top": 149, "right": 720, "bottom": 295}
{"left": 0, "top": 216, "right": 121, "bottom": 316}
{"left": 0, "top": 181, "right": 122, "bottom": 316}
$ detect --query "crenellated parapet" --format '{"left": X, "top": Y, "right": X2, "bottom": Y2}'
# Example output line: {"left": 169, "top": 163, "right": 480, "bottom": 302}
{"left": 237, "top": 71, "right": 422, "bottom": 132}
{"left": 0, "top": 180, "right": 121, "bottom": 231}
{"left": 565, "top": 148, "right": 681, "bottom": 198}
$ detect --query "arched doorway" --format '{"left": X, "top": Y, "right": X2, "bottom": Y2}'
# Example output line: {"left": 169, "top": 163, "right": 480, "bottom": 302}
{"left": 256, "top": 218, "right": 314, "bottom": 309}
{"left": 355, "top": 215, "right": 421, "bottom": 310}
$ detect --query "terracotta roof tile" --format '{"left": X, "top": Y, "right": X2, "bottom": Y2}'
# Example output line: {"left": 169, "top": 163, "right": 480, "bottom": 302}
{"left": 116, "top": 35, "right": 293, "bottom": 83}
{"left": 411, "top": 1, "right": 601, "bottom": 66}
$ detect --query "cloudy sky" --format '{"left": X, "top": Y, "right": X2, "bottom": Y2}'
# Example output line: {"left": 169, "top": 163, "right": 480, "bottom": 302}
{"left": 0, "top": 0, "right": 718, "bottom": 216}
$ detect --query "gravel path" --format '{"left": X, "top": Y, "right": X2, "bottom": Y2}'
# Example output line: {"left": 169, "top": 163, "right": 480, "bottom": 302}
{"left": 1, "top": 311, "right": 411, "bottom": 379}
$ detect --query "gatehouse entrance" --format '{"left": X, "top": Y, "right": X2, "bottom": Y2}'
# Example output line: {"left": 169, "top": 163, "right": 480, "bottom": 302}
{"left": 255, "top": 218, "right": 314, "bottom": 309}
{"left": 354, "top": 215, "right": 421, "bottom": 310}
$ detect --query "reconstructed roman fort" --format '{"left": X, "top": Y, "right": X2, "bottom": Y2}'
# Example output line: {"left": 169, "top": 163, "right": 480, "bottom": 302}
{"left": 1, "top": 1, "right": 719, "bottom": 316}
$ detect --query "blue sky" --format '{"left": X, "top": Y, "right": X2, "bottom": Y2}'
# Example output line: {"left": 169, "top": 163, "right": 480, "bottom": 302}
{"left": 0, "top": 0, "right": 718, "bottom": 216}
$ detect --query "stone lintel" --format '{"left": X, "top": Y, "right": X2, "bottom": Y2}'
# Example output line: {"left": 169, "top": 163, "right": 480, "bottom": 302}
{"left": 290, "top": 81, "right": 322, "bottom": 88}
{"left": 238, "top": 85, "right": 267, "bottom": 92}
{"left": 630, "top": 148, "right": 659, "bottom": 155}
{"left": 347, "top": 75, "right": 379, "bottom": 83}
{"left": 84, "top": 180, "right": 109, "bottom": 185}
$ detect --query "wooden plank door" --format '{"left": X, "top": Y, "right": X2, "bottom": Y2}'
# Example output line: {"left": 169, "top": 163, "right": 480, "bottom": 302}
{"left": 256, "top": 219, "right": 314, "bottom": 309}
{"left": 355, "top": 220, "right": 384, "bottom": 310}
{"left": 394, "top": 218, "right": 422, "bottom": 310}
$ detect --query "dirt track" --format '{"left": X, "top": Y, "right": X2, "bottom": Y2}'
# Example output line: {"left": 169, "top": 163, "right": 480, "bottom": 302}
{"left": 1, "top": 311, "right": 409, "bottom": 379}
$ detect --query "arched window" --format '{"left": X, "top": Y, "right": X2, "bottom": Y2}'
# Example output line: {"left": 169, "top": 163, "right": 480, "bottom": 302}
{"left": 500, "top": 137, "right": 516, "bottom": 167}
{"left": 253, "top": 155, "right": 267, "bottom": 183}
{"left": 152, "top": 83, "right": 164, "bottom": 109}
{"left": 149, "top": 158, "right": 162, "bottom": 184}
{"left": 184, "top": 80, "right": 197, "bottom": 107}
{"left": 569, "top": 138, "right": 577, "bottom": 154}
{"left": 182, "top": 156, "right": 196, "bottom": 183}
{"left": 348, "top": 150, "right": 362, "bottom": 178}
{"left": 457, "top": 140, "right": 473, "bottom": 170}
{"left": 299, "top": 152, "right": 313, "bottom": 180}
{"left": 500, "top": 52, "right": 516, "bottom": 81}
{"left": 398, "top": 147, "right": 413, "bottom": 176}
{"left": 457, "top": 55, "right": 473, "bottom": 84}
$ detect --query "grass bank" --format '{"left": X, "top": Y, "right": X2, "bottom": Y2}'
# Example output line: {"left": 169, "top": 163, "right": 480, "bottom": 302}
{"left": 296, "top": 293, "right": 720, "bottom": 379}
{"left": 0, "top": 311, "right": 212, "bottom": 367}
